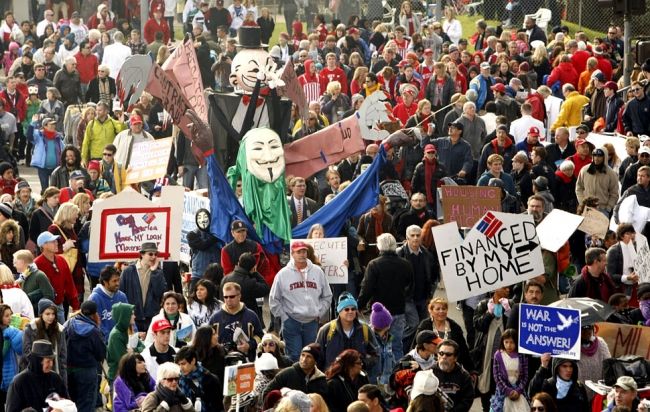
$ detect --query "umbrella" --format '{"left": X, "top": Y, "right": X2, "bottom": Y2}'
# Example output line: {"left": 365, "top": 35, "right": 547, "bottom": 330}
{"left": 549, "top": 297, "right": 614, "bottom": 325}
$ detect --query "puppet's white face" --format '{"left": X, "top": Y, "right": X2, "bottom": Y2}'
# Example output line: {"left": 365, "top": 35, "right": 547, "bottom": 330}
{"left": 244, "top": 128, "right": 285, "bottom": 183}
{"left": 229, "top": 49, "right": 276, "bottom": 92}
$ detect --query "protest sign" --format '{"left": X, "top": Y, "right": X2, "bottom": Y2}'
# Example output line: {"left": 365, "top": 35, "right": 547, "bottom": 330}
{"left": 578, "top": 206, "right": 610, "bottom": 239}
{"left": 277, "top": 60, "right": 307, "bottom": 120}
{"left": 89, "top": 186, "right": 184, "bottom": 261}
{"left": 432, "top": 212, "right": 544, "bottom": 302}
{"left": 596, "top": 322, "right": 650, "bottom": 359}
{"left": 519, "top": 303, "right": 581, "bottom": 360}
{"left": 223, "top": 363, "right": 256, "bottom": 396}
{"left": 440, "top": 186, "right": 501, "bottom": 228}
{"left": 181, "top": 191, "right": 211, "bottom": 264}
{"left": 634, "top": 233, "right": 650, "bottom": 284}
{"left": 536, "top": 209, "right": 584, "bottom": 252}
{"left": 357, "top": 91, "right": 399, "bottom": 141}
{"left": 290, "top": 237, "right": 348, "bottom": 284}
{"left": 614, "top": 195, "right": 650, "bottom": 233}
{"left": 124, "top": 137, "right": 173, "bottom": 184}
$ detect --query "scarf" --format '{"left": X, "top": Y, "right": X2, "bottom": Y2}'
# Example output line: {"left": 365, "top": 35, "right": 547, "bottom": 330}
{"left": 43, "top": 129, "right": 57, "bottom": 140}
{"left": 407, "top": 348, "right": 436, "bottom": 370}
{"left": 423, "top": 157, "right": 437, "bottom": 204}
{"left": 364, "top": 83, "right": 381, "bottom": 96}
{"left": 370, "top": 209, "right": 384, "bottom": 237}
{"left": 554, "top": 169, "right": 572, "bottom": 184}
{"left": 639, "top": 300, "right": 650, "bottom": 326}
{"left": 179, "top": 363, "right": 205, "bottom": 399}
{"left": 491, "top": 136, "right": 513, "bottom": 153}
{"left": 581, "top": 336, "right": 599, "bottom": 357}
{"left": 580, "top": 265, "right": 617, "bottom": 302}
{"left": 556, "top": 377, "right": 572, "bottom": 399}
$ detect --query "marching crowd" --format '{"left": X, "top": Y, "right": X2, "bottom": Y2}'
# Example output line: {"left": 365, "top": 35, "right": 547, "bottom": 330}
{"left": 0, "top": 1, "right": 648, "bottom": 412}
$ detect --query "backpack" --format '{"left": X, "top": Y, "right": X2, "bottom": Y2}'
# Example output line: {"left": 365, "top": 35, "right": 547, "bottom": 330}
{"left": 326, "top": 319, "right": 369, "bottom": 344}
{"left": 603, "top": 355, "right": 649, "bottom": 388}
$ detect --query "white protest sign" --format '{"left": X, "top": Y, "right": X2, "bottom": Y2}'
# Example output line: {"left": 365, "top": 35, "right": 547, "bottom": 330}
{"left": 613, "top": 195, "right": 650, "bottom": 233}
{"left": 291, "top": 237, "right": 348, "bottom": 284}
{"left": 432, "top": 211, "right": 544, "bottom": 302}
{"left": 181, "top": 191, "right": 211, "bottom": 264}
{"left": 536, "top": 209, "right": 584, "bottom": 252}
{"left": 125, "top": 137, "right": 173, "bottom": 184}
{"left": 578, "top": 206, "right": 610, "bottom": 239}
{"left": 634, "top": 233, "right": 650, "bottom": 284}
{"left": 89, "top": 186, "right": 184, "bottom": 261}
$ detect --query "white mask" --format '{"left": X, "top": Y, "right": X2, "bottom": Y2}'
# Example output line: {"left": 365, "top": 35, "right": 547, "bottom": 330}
{"left": 244, "top": 128, "right": 285, "bottom": 183}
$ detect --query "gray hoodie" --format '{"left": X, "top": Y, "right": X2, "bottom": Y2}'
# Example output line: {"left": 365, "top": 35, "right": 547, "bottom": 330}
{"left": 269, "top": 259, "right": 333, "bottom": 323}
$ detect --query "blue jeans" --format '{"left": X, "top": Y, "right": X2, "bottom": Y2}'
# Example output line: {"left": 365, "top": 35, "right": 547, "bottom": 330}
{"left": 403, "top": 301, "right": 422, "bottom": 352}
{"left": 37, "top": 167, "right": 54, "bottom": 194}
{"left": 182, "top": 165, "right": 208, "bottom": 190}
{"left": 389, "top": 314, "right": 406, "bottom": 360}
{"left": 68, "top": 366, "right": 99, "bottom": 412}
{"left": 56, "top": 304, "right": 65, "bottom": 324}
{"left": 282, "top": 317, "right": 319, "bottom": 361}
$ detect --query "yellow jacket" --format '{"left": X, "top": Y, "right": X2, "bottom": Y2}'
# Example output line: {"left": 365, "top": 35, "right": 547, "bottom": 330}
{"left": 551, "top": 91, "right": 590, "bottom": 131}
{"left": 81, "top": 117, "right": 126, "bottom": 163}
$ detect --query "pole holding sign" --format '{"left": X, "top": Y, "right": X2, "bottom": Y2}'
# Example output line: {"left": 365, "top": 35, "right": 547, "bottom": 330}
{"left": 518, "top": 303, "right": 581, "bottom": 360}
{"left": 432, "top": 211, "right": 544, "bottom": 302}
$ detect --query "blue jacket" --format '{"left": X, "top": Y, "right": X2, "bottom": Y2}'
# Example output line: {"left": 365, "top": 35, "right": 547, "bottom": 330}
{"left": 64, "top": 314, "right": 106, "bottom": 368}
{"left": 28, "top": 126, "right": 64, "bottom": 169}
{"left": 477, "top": 171, "right": 517, "bottom": 196}
{"left": 2, "top": 326, "right": 23, "bottom": 391}
{"left": 88, "top": 284, "right": 129, "bottom": 343}
{"left": 469, "top": 74, "right": 495, "bottom": 110}
{"left": 119, "top": 263, "right": 168, "bottom": 330}
{"left": 187, "top": 229, "right": 222, "bottom": 279}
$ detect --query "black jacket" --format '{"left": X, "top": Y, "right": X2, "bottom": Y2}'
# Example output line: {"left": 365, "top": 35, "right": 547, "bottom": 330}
{"left": 85, "top": 76, "right": 116, "bottom": 104}
{"left": 358, "top": 251, "right": 413, "bottom": 315}
{"left": 396, "top": 245, "right": 436, "bottom": 302}
{"left": 264, "top": 363, "right": 328, "bottom": 399}
{"left": 546, "top": 143, "right": 576, "bottom": 169}
{"left": 411, "top": 160, "right": 446, "bottom": 209}
{"left": 528, "top": 358, "right": 589, "bottom": 412}
{"left": 220, "top": 267, "right": 269, "bottom": 318}
{"left": 415, "top": 317, "right": 474, "bottom": 372}
{"left": 179, "top": 367, "right": 223, "bottom": 412}
{"left": 604, "top": 96, "right": 623, "bottom": 132}
{"left": 326, "top": 373, "right": 370, "bottom": 412}
{"left": 431, "top": 363, "right": 474, "bottom": 412}
{"left": 64, "top": 314, "right": 106, "bottom": 368}
{"left": 6, "top": 354, "right": 68, "bottom": 412}
{"left": 391, "top": 207, "right": 434, "bottom": 242}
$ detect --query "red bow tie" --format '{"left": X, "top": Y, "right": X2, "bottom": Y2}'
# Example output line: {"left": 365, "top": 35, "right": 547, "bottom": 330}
{"left": 242, "top": 94, "right": 264, "bottom": 107}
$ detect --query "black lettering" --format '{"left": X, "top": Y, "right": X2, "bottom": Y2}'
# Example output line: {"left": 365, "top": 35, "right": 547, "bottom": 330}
{"left": 482, "top": 267, "right": 500, "bottom": 285}
{"left": 465, "top": 273, "right": 481, "bottom": 290}
{"left": 514, "top": 254, "right": 533, "bottom": 275}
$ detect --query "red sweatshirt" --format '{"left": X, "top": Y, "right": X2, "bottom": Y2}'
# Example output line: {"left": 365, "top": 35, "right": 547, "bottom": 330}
{"left": 319, "top": 66, "right": 348, "bottom": 95}
{"left": 34, "top": 253, "right": 80, "bottom": 309}
{"left": 74, "top": 52, "right": 99, "bottom": 84}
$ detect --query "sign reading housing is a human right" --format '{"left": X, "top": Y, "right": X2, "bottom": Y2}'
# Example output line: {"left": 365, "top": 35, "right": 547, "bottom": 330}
{"left": 432, "top": 211, "right": 544, "bottom": 302}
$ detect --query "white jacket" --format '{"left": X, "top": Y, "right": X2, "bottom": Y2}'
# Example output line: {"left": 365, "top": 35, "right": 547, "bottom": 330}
{"left": 144, "top": 310, "right": 196, "bottom": 348}
{"left": 2, "top": 287, "right": 34, "bottom": 319}
{"left": 101, "top": 43, "right": 132, "bottom": 79}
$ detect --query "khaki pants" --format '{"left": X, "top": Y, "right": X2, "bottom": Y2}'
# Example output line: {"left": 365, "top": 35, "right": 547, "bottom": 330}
{"left": 52, "top": 2, "right": 69, "bottom": 19}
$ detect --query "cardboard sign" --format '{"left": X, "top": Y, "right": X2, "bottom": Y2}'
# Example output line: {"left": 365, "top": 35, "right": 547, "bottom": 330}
{"left": 124, "top": 137, "right": 173, "bottom": 184}
{"left": 596, "top": 322, "right": 650, "bottom": 359}
{"left": 536, "top": 209, "right": 584, "bottom": 252}
{"left": 277, "top": 60, "right": 307, "bottom": 120}
{"left": 180, "top": 192, "right": 211, "bottom": 264}
{"left": 578, "top": 206, "right": 610, "bottom": 239}
{"left": 634, "top": 233, "right": 650, "bottom": 284}
{"left": 519, "top": 303, "right": 581, "bottom": 360}
{"left": 432, "top": 212, "right": 544, "bottom": 302}
{"left": 223, "top": 363, "right": 256, "bottom": 396}
{"left": 89, "top": 186, "right": 184, "bottom": 261}
{"left": 441, "top": 186, "right": 501, "bottom": 228}
{"left": 290, "top": 237, "right": 348, "bottom": 284}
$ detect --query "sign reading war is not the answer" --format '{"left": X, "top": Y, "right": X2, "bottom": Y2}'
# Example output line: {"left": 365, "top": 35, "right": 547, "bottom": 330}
{"left": 519, "top": 303, "right": 581, "bottom": 360}
{"left": 432, "top": 211, "right": 544, "bottom": 302}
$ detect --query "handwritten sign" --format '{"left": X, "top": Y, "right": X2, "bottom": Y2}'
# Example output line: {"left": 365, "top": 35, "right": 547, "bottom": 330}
{"left": 432, "top": 212, "right": 544, "bottom": 302}
{"left": 290, "top": 237, "right": 348, "bottom": 284}
{"left": 441, "top": 186, "right": 501, "bottom": 228}
{"left": 519, "top": 303, "right": 581, "bottom": 360}
{"left": 181, "top": 192, "right": 211, "bottom": 264}
{"left": 536, "top": 209, "right": 584, "bottom": 252}
{"left": 89, "top": 186, "right": 184, "bottom": 261}
{"left": 124, "top": 137, "right": 173, "bottom": 184}
{"left": 578, "top": 206, "right": 609, "bottom": 239}
{"left": 223, "top": 363, "right": 256, "bottom": 396}
{"left": 634, "top": 233, "right": 650, "bottom": 284}
{"left": 162, "top": 40, "right": 208, "bottom": 123}
{"left": 596, "top": 322, "right": 650, "bottom": 359}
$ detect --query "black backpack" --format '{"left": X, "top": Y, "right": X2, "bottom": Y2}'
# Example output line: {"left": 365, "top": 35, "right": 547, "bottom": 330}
{"left": 602, "top": 355, "right": 649, "bottom": 388}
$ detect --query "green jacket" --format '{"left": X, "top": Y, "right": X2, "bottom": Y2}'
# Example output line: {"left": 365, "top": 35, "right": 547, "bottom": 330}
{"left": 81, "top": 117, "right": 125, "bottom": 163}
{"left": 107, "top": 302, "right": 143, "bottom": 381}
{"left": 21, "top": 266, "right": 55, "bottom": 314}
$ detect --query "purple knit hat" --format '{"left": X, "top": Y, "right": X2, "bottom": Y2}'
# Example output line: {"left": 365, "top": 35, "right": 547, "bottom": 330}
{"left": 370, "top": 302, "right": 393, "bottom": 329}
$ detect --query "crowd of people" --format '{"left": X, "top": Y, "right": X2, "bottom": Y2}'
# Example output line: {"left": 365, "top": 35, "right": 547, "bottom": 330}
{"left": 0, "top": 0, "right": 648, "bottom": 412}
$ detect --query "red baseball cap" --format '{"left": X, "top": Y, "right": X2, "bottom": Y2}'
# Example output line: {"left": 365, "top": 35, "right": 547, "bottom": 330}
{"left": 398, "top": 60, "right": 409, "bottom": 68}
{"left": 152, "top": 319, "right": 172, "bottom": 333}
{"left": 348, "top": 28, "right": 359, "bottom": 35}
{"left": 528, "top": 126, "right": 540, "bottom": 137}
{"left": 291, "top": 241, "right": 309, "bottom": 252}
{"left": 491, "top": 83, "right": 506, "bottom": 93}
{"left": 129, "top": 114, "right": 143, "bottom": 125}
{"left": 423, "top": 48, "right": 433, "bottom": 55}
{"left": 424, "top": 144, "right": 436, "bottom": 153}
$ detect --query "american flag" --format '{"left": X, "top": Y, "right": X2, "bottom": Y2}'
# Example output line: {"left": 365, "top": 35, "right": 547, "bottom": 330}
{"left": 477, "top": 212, "right": 503, "bottom": 238}
{"left": 142, "top": 213, "right": 156, "bottom": 224}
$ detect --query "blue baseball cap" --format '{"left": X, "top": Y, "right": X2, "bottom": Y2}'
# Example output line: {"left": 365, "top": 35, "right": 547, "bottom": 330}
{"left": 37, "top": 232, "right": 60, "bottom": 247}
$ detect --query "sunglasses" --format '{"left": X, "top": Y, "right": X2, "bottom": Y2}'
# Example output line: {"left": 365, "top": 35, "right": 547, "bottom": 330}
{"left": 632, "top": 88, "right": 642, "bottom": 92}
{"left": 342, "top": 307, "right": 356, "bottom": 312}
{"left": 145, "top": 252, "right": 157, "bottom": 257}
{"left": 262, "top": 342, "right": 276, "bottom": 347}
{"left": 103, "top": 152, "right": 113, "bottom": 156}
{"left": 165, "top": 377, "right": 180, "bottom": 382}
{"left": 224, "top": 294, "right": 239, "bottom": 299}
{"left": 438, "top": 351, "right": 455, "bottom": 357}
{"left": 576, "top": 131, "right": 587, "bottom": 134}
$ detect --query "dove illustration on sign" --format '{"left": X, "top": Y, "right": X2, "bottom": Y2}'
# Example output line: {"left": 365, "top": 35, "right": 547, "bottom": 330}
{"left": 557, "top": 313, "right": 577, "bottom": 331}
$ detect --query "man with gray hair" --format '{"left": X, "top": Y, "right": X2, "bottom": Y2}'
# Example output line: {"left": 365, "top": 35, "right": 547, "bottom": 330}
{"left": 396, "top": 225, "right": 436, "bottom": 352}
{"left": 53, "top": 56, "right": 82, "bottom": 107}
{"left": 358, "top": 233, "right": 413, "bottom": 360}
{"left": 456, "top": 101, "right": 487, "bottom": 162}
{"left": 101, "top": 31, "right": 132, "bottom": 80}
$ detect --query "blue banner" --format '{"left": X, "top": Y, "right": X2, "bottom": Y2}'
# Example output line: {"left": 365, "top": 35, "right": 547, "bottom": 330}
{"left": 518, "top": 303, "right": 581, "bottom": 360}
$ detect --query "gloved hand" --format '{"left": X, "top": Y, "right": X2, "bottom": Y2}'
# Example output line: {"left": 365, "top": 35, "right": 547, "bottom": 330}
{"left": 499, "top": 298, "right": 511, "bottom": 313}
{"left": 487, "top": 300, "right": 495, "bottom": 314}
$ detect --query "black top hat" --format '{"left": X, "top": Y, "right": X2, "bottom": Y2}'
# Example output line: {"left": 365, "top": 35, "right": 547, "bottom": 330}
{"left": 32, "top": 339, "right": 55, "bottom": 358}
{"left": 237, "top": 26, "right": 267, "bottom": 48}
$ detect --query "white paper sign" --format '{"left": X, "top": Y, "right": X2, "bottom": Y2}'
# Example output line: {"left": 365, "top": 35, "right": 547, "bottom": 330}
{"left": 432, "top": 211, "right": 544, "bottom": 302}
{"left": 613, "top": 195, "right": 650, "bottom": 233}
{"left": 634, "top": 233, "right": 650, "bottom": 284}
{"left": 180, "top": 192, "right": 211, "bottom": 264}
{"left": 536, "top": 209, "right": 584, "bottom": 252}
{"left": 291, "top": 237, "right": 348, "bottom": 284}
{"left": 578, "top": 206, "right": 610, "bottom": 239}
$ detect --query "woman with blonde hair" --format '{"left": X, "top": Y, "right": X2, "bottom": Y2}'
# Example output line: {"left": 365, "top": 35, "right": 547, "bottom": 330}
{"left": 398, "top": 1, "right": 421, "bottom": 37}
{"left": 71, "top": 193, "right": 91, "bottom": 228}
{"left": 48, "top": 203, "right": 84, "bottom": 303}
{"left": 0, "top": 264, "right": 33, "bottom": 318}
{"left": 442, "top": 6, "right": 462, "bottom": 45}
{"left": 350, "top": 66, "right": 369, "bottom": 95}
{"left": 309, "top": 393, "right": 330, "bottom": 412}
{"left": 530, "top": 44, "right": 551, "bottom": 83}
{"left": 603, "top": 142, "right": 621, "bottom": 171}
{"left": 321, "top": 80, "right": 351, "bottom": 124}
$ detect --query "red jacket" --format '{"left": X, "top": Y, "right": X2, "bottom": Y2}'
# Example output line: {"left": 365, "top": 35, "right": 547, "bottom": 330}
{"left": 392, "top": 102, "right": 417, "bottom": 126}
{"left": 319, "top": 67, "right": 348, "bottom": 95}
{"left": 547, "top": 62, "right": 579, "bottom": 89}
{"left": 143, "top": 17, "right": 171, "bottom": 44}
{"left": 74, "top": 52, "right": 98, "bottom": 84}
{"left": 526, "top": 92, "right": 546, "bottom": 123}
{"left": 0, "top": 89, "right": 27, "bottom": 122}
{"left": 595, "top": 55, "right": 613, "bottom": 81}
{"left": 571, "top": 50, "right": 591, "bottom": 75}
{"left": 58, "top": 187, "right": 94, "bottom": 204}
{"left": 566, "top": 153, "right": 592, "bottom": 178}
{"left": 34, "top": 253, "right": 80, "bottom": 309}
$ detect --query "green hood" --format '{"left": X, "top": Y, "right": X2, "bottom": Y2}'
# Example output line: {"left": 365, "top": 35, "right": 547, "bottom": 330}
{"left": 111, "top": 302, "right": 134, "bottom": 332}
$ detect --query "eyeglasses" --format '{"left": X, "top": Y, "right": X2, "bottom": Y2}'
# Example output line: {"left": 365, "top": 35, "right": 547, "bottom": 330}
{"left": 145, "top": 252, "right": 157, "bottom": 257}
{"left": 262, "top": 342, "right": 276, "bottom": 347}
{"left": 438, "top": 351, "right": 455, "bottom": 357}
{"left": 632, "top": 88, "right": 642, "bottom": 92}
{"left": 224, "top": 294, "right": 240, "bottom": 299}
{"left": 103, "top": 152, "right": 113, "bottom": 156}
{"left": 164, "top": 377, "right": 180, "bottom": 382}
{"left": 531, "top": 407, "right": 545, "bottom": 412}
{"left": 342, "top": 307, "right": 356, "bottom": 312}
